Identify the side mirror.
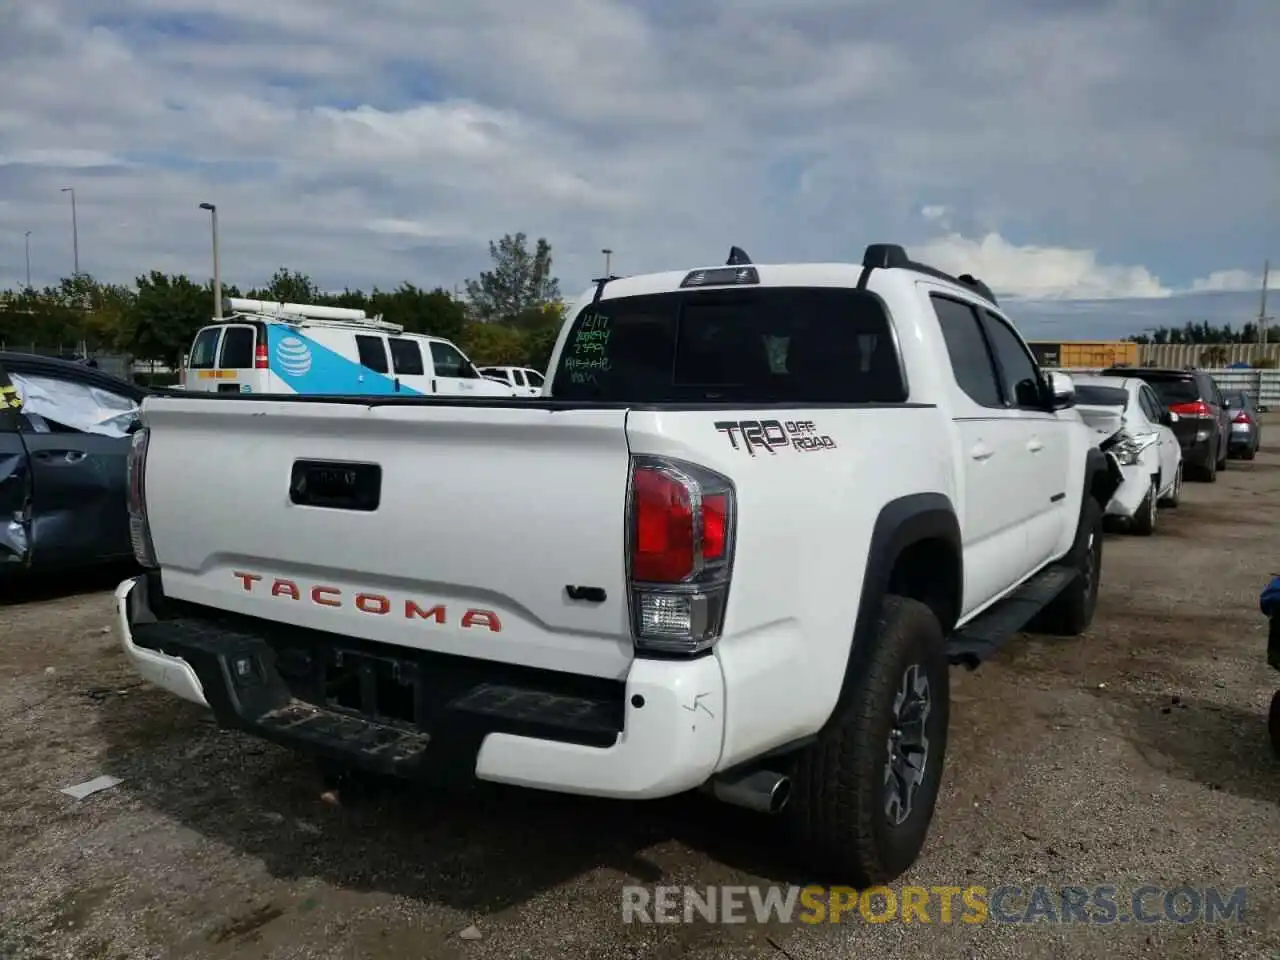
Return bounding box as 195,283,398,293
1158,409,1174,427
1046,370,1075,410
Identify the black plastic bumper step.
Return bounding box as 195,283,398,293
947,564,1078,669
260,699,431,764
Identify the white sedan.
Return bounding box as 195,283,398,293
1072,374,1183,535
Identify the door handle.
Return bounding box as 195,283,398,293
970,443,994,462
1027,438,1045,453
34,450,86,464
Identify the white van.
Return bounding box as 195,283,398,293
477,365,545,397
182,298,514,398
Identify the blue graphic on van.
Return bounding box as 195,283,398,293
265,325,422,396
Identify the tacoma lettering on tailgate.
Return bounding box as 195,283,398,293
231,571,502,632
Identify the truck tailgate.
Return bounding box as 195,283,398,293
142,397,635,679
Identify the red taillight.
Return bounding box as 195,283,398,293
1169,400,1210,418
1234,411,1250,424
702,493,727,561
628,457,735,654
255,341,269,369
632,467,695,582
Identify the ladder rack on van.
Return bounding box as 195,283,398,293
221,297,405,335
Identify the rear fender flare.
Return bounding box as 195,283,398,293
820,492,961,736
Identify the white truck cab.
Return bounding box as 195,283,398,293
182,298,513,398
115,243,1120,885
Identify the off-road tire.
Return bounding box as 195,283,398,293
1158,463,1183,508
1269,689,1280,758
784,595,949,887
1027,495,1103,636
1130,478,1158,536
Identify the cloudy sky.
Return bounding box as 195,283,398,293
1,0,1276,339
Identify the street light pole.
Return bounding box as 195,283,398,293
24,231,31,289
60,187,79,276
199,202,222,319
602,248,613,277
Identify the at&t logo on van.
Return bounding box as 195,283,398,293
275,336,313,377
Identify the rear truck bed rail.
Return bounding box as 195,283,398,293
114,572,727,798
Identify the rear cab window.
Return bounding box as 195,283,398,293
550,286,907,403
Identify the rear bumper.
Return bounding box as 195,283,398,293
114,573,726,800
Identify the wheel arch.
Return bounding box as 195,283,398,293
820,492,962,736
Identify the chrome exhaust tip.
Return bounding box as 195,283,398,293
708,768,791,814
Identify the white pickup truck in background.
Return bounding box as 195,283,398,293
115,243,1120,884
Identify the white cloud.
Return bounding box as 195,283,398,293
913,232,1171,300
0,0,1274,329
1189,269,1266,294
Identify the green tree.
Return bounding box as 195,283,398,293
370,284,466,342
123,272,213,364
251,268,318,304
460,322,528,366
463,233,561,323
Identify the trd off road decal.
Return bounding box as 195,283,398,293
714,419,837,456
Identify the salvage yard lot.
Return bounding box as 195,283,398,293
3,439,1280,960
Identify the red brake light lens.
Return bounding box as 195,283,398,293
632,467,694,582
1169,400,1210,418
702,493,727,561
1234,411,1250,423
255,342,269,369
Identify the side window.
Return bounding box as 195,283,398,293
982,311,1043,408
1140,386,1163,422
511,369,527,387
430,342,477,378
386,337,425,376
930,295,1002,408
526,370,544,387
219,327,255,369
356,335,389,373
188,327,221,369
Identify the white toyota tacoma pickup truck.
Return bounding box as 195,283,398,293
115,243,1120,884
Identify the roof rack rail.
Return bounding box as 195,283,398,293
859,243,998,305
223,297,404,334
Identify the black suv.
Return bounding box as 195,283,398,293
1099,367,1231,481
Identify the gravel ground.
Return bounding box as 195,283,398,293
3,439,1280,959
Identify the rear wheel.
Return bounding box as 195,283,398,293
1196,450,1218,483
1028,496,1103,636
1130,478,1158,536
784,595,949,886
1243,444,1257,461
1216,433,1228,471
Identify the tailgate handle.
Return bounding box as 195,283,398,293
290,460,382,512
566,585,607,603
